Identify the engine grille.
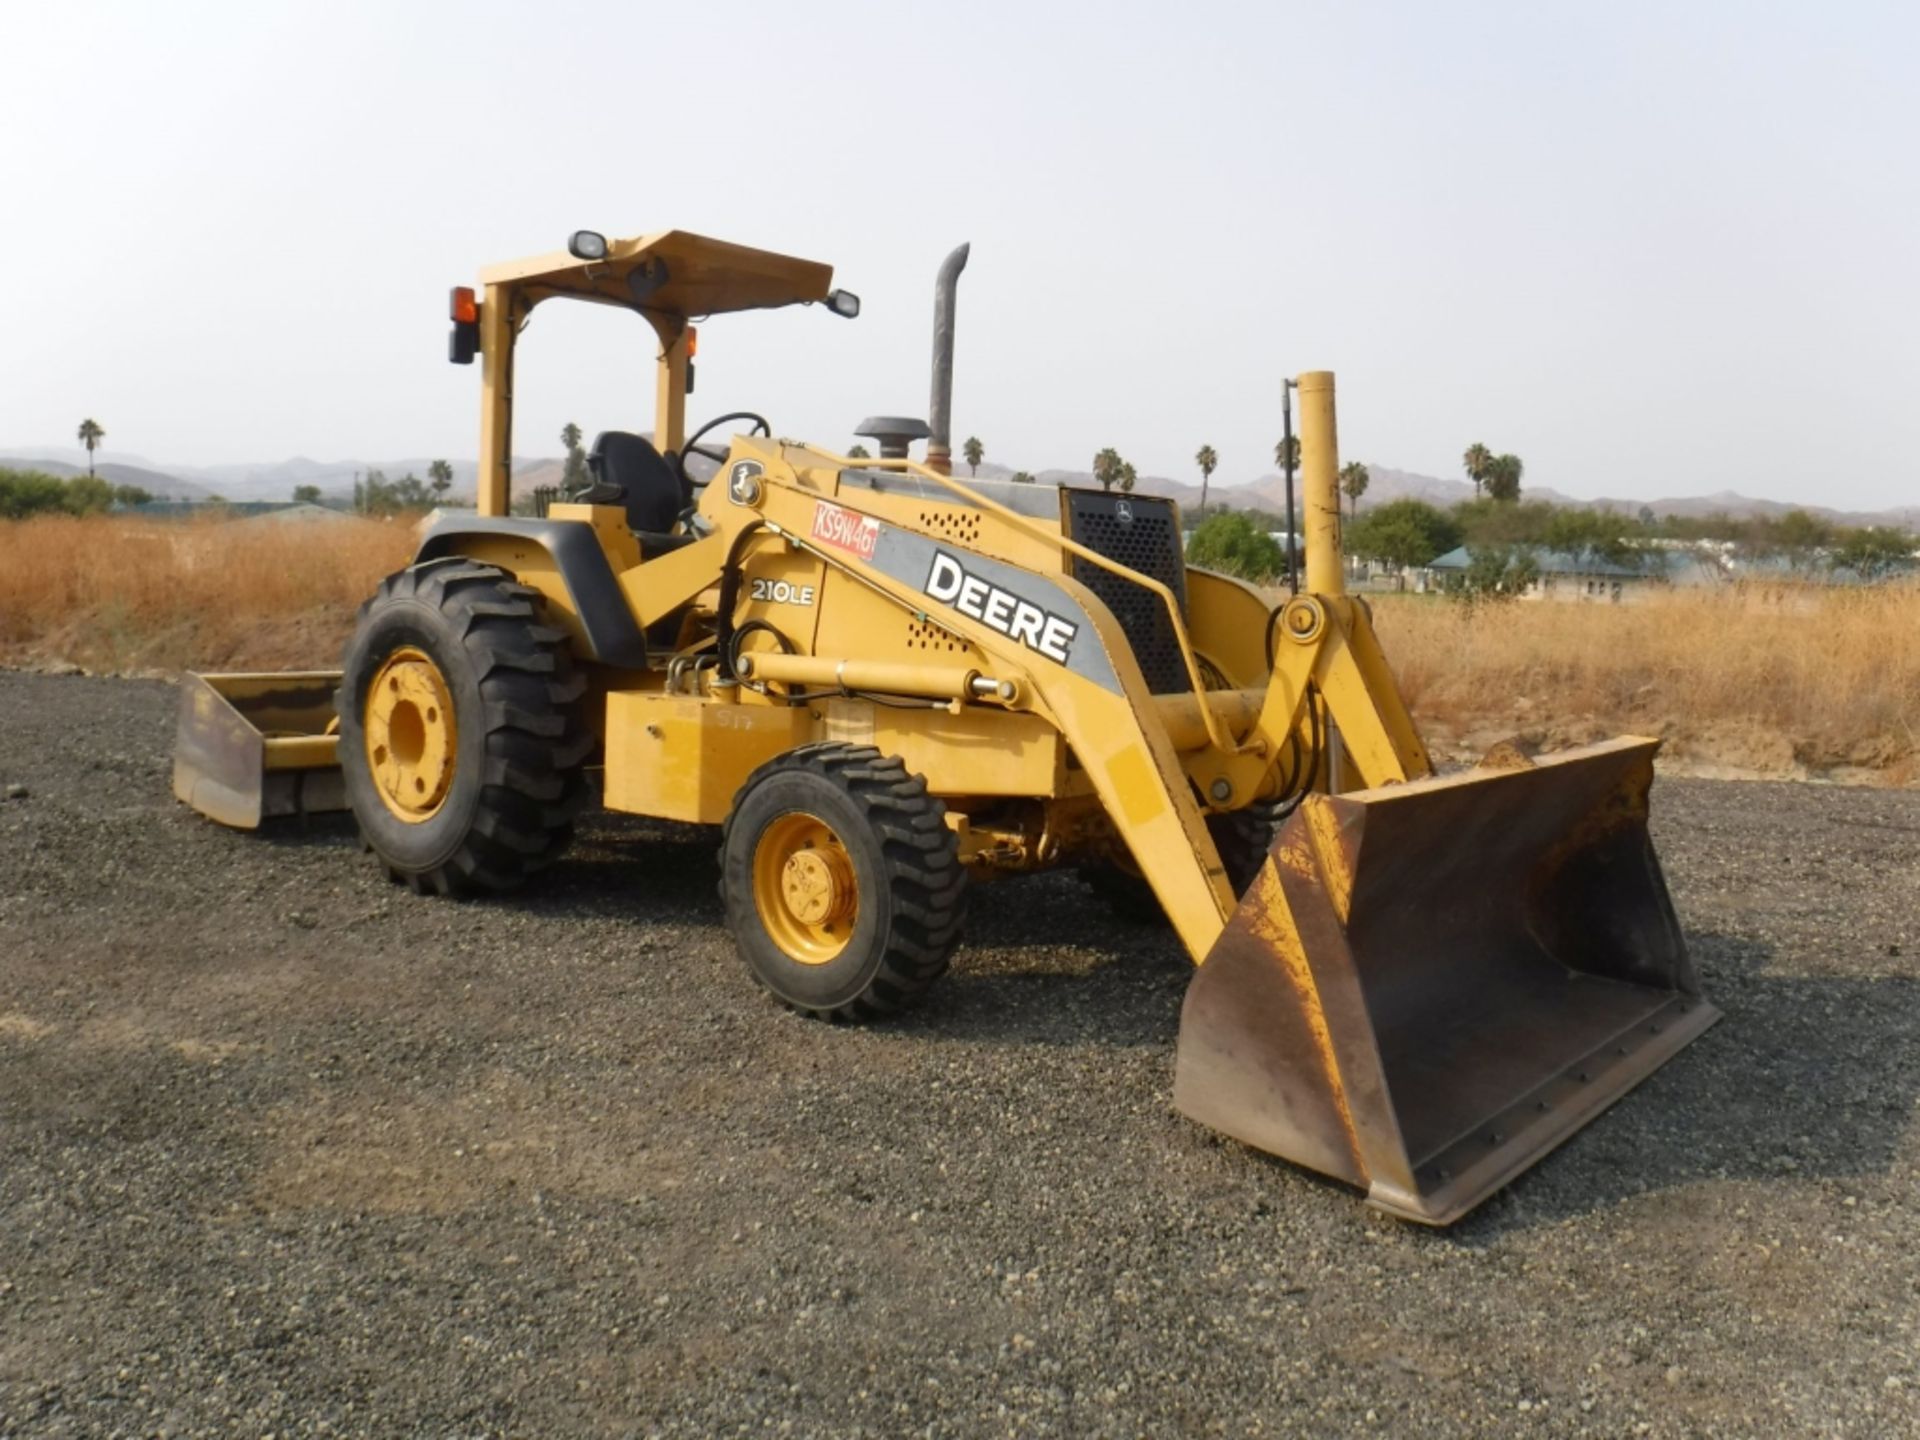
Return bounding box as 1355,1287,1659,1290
1064,490,1191,695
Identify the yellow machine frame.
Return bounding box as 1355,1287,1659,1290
469,230,834,518
175,229,1718,1225
452,230,1435,961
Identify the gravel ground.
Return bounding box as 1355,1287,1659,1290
0,671,1916,1439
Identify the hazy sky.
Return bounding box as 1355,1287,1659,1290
4,0,1916,506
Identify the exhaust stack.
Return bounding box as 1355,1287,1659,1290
925,243,970,476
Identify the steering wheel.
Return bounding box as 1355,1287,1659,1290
677,411,771,490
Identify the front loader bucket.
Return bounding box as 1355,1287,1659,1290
173,671,346,829
1174,736,1718,1225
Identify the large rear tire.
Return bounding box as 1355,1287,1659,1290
337,559,591,895
720,744,966,1021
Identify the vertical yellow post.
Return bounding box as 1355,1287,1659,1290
653,320,689,456
476,284,514,518
1297,370,1344,598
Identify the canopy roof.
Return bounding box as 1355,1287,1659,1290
478,229,835,319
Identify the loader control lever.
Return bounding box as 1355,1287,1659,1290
679,412,772,489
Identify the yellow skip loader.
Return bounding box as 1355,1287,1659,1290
175,230,1717,1223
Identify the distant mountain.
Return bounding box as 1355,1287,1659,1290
4,444,1913,528
1030,465,1916,531
1583,489,1920,529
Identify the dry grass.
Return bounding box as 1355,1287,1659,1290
1,517,1913,783
0,514,414,674
1370,586,1920,781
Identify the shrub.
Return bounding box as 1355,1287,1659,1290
1348,499,1461,571
1186,510,1286,583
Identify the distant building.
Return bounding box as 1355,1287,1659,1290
1425,545,1664,603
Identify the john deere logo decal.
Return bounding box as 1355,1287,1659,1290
923,550,1078,664
728,460,765,504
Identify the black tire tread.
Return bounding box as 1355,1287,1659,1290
720,743,966,1022
1209,798,1293,897
1081,797,1293,923
339,558,591,897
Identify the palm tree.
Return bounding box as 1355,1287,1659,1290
1092,448,1123,491
1462,442,1492,499
1338,461,1370,520
76,419,105,476
962,436,984,476
427,459,454,498
1274,436,1300,472
1485,453,1524,502
1194,444,1218,517
1119,461,1137,493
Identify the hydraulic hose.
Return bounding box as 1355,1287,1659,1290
712,520,766,680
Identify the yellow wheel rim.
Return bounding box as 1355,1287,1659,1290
363,646,458,822
752,812,858,965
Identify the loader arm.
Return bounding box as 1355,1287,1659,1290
692,388,1441,966
722,458,1244,960
698,377,1716,1226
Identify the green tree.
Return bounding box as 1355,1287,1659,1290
560,422,589,491
1773,508,1831,560
0,467,71,518
962,436,984,476
1830,525,1914,581
1186,511,1286,583
357,468,436,514
292,483,323,504
1737,508,1832,571
1462,442,1492,499
847,443,871,460
1338,461,1370,520
1194,444,1218,518
1010,470,1035,484
1118,460,1137,493
1452,496,1556,546
1274,436,1300,472
1543,508,1638,567
61,475,116,514
1092,448,1123,491
1637,504,1657,528
428,459,454,499
1450,544,1540,603
1483,453,1524,503
112,484,152,507
76,418,105,477
1347,499,1462,573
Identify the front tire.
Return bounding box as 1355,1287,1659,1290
337,559,591,895
1081,800,1293,923
720,745,966,1021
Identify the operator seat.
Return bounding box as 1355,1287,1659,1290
585,431,692,549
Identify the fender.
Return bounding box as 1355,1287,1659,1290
414,515,649,669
